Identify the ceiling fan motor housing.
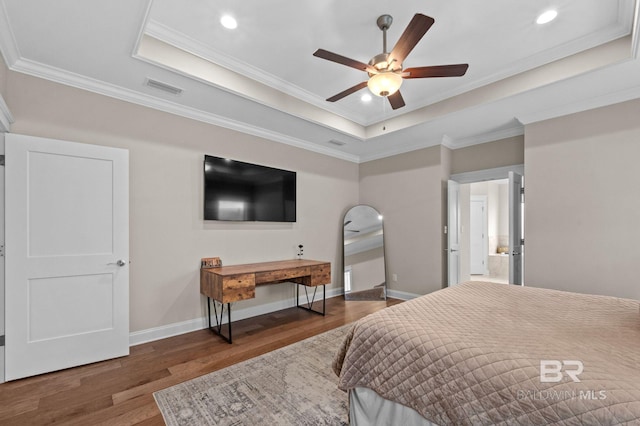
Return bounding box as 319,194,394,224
368,53,403,97
368,53,401,74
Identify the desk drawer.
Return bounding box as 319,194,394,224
310,264,331,286
255,267,311,284
200,272,256,304
220,274,255,303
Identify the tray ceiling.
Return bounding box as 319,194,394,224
0,0,639,162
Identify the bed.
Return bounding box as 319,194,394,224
333,281,640,425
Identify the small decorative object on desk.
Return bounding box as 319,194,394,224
201,257,222,268
297,244,304,259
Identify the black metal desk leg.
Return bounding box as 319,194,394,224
207,297,232,343
296,284,325,316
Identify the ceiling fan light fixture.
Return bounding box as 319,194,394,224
367,72,402,97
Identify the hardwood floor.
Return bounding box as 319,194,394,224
0,297,402,425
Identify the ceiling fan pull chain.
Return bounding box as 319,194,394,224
382,98,387,131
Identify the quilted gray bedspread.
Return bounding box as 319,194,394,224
333,281,640,425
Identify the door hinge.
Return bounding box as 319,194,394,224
0,154,4,166
521,238,525,246
0,335,4,347
0,244,4,257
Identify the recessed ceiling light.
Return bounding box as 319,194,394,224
361,93,372,102
220,15,238,29
536,10,557,25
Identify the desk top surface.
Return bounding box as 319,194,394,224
202,259,330,277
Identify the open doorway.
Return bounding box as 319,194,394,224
466,180,510,284
447,166,524,286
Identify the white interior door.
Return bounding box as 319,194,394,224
470,196,487,275
508,171,523,285
5,133,129,380
1,134,5,384
447,180,460,286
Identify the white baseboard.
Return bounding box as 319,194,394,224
129,287,344,346
386,289,421,300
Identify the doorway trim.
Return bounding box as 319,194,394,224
450,164,524,184
448,164,524,286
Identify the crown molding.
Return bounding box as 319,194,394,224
9,57,360,162
0,93,13,132
144,20,368,126
441,135,455,149
0,0,19,67
358,138,442,163
360,123,525,162
446,125,524,149
517,79,640,125
631,0,640,58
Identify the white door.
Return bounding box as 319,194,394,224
5,133,129,380
508,171,523,285
447,180,460,286
0,135,5,384
469,196,487,275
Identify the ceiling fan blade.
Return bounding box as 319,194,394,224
403,64,469,79
313,49,378,74
326,81,368,102
388,14,435,66
387,91,405,110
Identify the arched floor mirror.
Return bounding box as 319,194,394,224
343,205,386,300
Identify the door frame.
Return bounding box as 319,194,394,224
0,134,5,384
450,165,524,185
509,171,524,285
449,165,524,284
447,180,461,286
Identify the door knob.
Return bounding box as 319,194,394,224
108,260,126,267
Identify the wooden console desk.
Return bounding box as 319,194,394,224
200,259,331,343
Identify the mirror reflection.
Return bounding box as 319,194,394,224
343,205,386,300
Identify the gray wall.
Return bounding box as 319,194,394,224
359,146,445,296
451,135,524,175
359,137,525,296
3,70,360,333
524,98,640,300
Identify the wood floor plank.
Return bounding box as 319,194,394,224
0,296,401,425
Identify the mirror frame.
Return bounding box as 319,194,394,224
342,204,387,301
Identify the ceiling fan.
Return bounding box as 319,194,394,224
343,220,360,232
313,13,469,110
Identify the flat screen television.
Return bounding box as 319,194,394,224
204,155,296,222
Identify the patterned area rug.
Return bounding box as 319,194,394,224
154,326,352,425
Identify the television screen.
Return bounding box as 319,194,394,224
204,155,296,222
